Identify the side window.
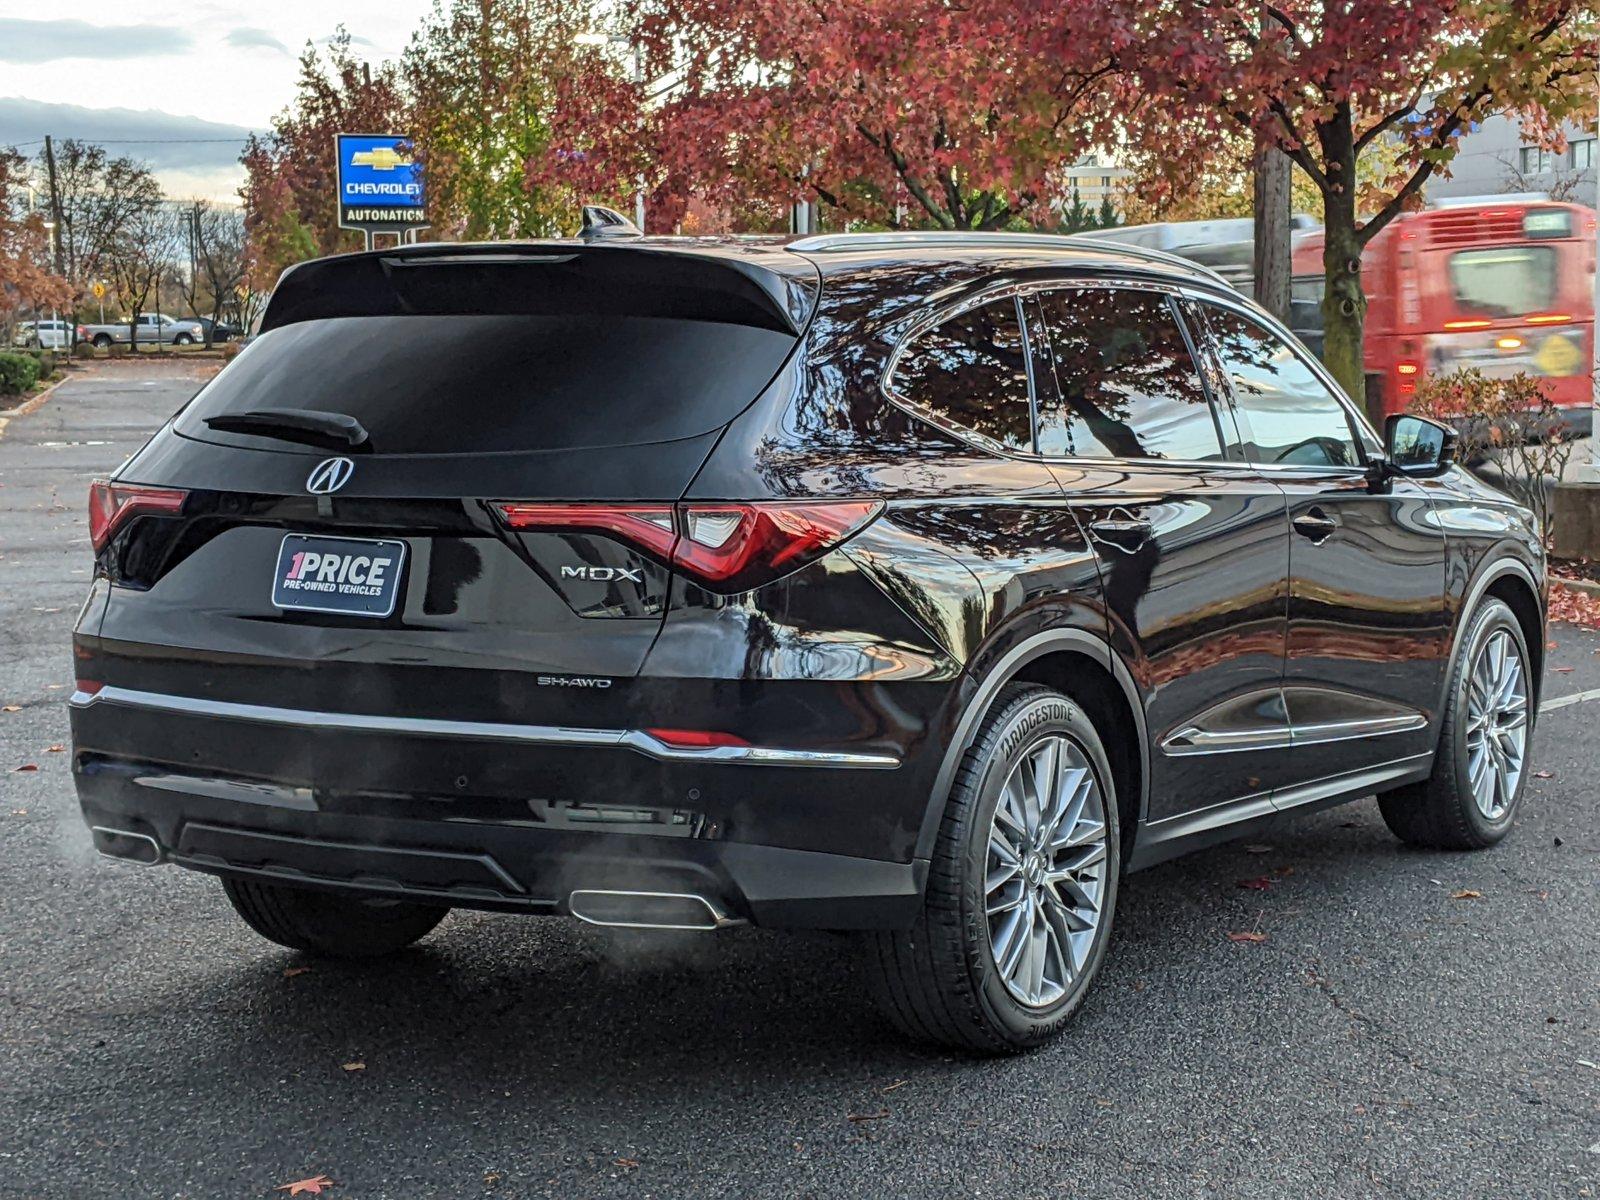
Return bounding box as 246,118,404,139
891,297,1032,452
1031,287,1223,461
1202,306,1361,468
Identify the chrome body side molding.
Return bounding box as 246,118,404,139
68,686,901,770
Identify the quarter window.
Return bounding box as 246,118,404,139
1202,306,1361,468
891,297,1033,451
1031,288,1223,461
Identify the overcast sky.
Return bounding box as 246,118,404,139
0,6,435,202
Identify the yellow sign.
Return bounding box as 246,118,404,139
350,146,413,171
1534,333,1583,378
91,281,106,299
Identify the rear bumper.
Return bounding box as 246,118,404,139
70,686,934,929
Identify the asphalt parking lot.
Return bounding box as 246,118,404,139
3,364,1598,1200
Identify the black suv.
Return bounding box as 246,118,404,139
71,232,1544,1052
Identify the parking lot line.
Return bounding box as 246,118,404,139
1540,686,1600,714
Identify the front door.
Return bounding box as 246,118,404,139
1194,301,1450,789
1025,284,1296,824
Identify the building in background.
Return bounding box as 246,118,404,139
1429,111,1597,206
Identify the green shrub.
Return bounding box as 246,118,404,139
221,341,241,361
29,350,57,379
0,351,41,396
107,342,129,359
73,341,96,360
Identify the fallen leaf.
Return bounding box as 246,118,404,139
880,1080,907,1094
1528,888,1551,900
484,1171,502,1186
1236,876,1273,891
614,1158,639,1169
1227,931,1268,944
45,744,64,753
11,808,28,816
341,1061,365,1072
12,764,37,773
1551,666,1575,674
1244,844,1273,854
1273,865,1295,877
275,1176,334,1196
847,1109,890,1122
1533,770,1554,779
283,966,311,979
2,705,19,712
1450,889,1482,900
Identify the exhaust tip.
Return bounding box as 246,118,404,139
90,825,164,866
568,888,740,931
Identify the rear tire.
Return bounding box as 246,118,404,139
221,876,448,958
92,334,111,348
1379,597,1533,850
863,683,1120,1053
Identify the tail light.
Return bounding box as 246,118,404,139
492,499,882,593
76,325,88,340
1395,360,1421,396
644,727,750,749
88,481,188,553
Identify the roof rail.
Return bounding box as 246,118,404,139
786,230,1229,285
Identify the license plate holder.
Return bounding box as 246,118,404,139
272,533,406,618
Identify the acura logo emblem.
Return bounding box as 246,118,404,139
306,457,355,495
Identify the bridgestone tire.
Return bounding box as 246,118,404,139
863,683,1121,1053
1378,597,1533,850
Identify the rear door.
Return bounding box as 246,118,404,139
1193,300,1449,789
1026,283,1296,826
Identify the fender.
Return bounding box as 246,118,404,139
1437,555,1544,718
914,627,1149,862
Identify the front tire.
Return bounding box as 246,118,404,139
1379,597,1533,849
222,876,448,958
864,683,1120,1053
174,333,193,345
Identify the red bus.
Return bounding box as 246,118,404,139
1291,198,1595,430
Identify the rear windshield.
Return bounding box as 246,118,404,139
1448,246,1557,318
175,313,795,454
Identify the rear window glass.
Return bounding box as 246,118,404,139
176,314,795,455
1449,246,1557,318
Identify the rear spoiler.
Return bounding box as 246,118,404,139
260,241,818,337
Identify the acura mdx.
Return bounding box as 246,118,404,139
71,230,1545,1052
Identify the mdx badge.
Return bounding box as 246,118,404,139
561,565,644,583
305,456,355,495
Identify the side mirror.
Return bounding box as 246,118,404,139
1383,413,1457,477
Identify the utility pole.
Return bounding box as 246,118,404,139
42,135,65,277
1252,143,1291,325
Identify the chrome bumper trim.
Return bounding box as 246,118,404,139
69,686,901,770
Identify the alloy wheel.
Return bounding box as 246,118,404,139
1464,628,1529,821
984,734,1110,1009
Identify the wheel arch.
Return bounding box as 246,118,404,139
1445,557,1545,716
916,629,1149,866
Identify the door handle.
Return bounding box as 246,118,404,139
1088,515,1153,553
1292,508,1339,543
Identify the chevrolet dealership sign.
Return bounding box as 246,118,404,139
336,133,428,233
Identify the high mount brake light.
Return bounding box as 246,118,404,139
88,481,188,553
491,500,883,593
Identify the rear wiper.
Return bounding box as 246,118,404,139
204,408,370,450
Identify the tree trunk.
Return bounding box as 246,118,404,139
1317,110,1369,416
1252,142,1291,324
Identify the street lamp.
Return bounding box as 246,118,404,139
574,31,647,232
40,220,62,348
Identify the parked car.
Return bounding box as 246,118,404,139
194,317,243,343
11,319,73,350
71,232,1545,1052
82,313,205,347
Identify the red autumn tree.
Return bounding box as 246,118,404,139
632,0,1134,231
0,148,74,329
1117,0,1595,405
240,29,408,290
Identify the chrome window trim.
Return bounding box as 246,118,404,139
883,274,1254,470
70,686,902,770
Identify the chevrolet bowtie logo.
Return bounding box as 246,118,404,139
351,146,413,171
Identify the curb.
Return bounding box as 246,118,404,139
1554,575,1600,600
0,372,71,440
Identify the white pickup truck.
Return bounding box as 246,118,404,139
82,313,206,347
